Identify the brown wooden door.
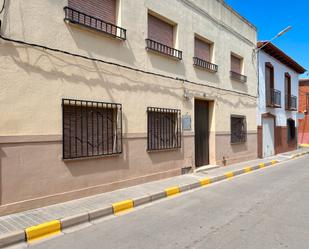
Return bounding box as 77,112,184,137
194,100,209,167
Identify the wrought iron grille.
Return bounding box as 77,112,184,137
266,88,281,108
62,99,122,159
285,95,297,111
231,115,247,144
145,39,182,60
230,71,247,83
147,107,181,151
64,7,126,40
193,57,218,72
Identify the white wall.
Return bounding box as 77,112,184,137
258,50,299,126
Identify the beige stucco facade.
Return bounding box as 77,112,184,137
0,0,258,215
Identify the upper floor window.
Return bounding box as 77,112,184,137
193,36,218,72
284,73,297,111
64,0,126,40
265,62,281,108
146,12,182,60
230,53,247,83
62,99,122,159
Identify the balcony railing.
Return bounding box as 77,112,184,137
266,88,281,108
230,71,247,83
64,7,126,40
285,94,297,111
193,57,218,72
145,39,182,60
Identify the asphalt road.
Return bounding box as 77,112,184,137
29,155,309,249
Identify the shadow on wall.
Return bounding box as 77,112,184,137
66,24,137,67
147,51,186,77
230,78,249,93
194,67,220,85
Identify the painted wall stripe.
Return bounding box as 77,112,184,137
112,200,134,214
200,178,211,186
271,160,277,165
243,167,252,173
225,172,234,178
165,186,180,196
25,220,61,242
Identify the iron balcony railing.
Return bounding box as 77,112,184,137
64,7,126,40
193,57,218,72
266,88,281,108
285,94,297,111
145,39,182,60
230,71,247,83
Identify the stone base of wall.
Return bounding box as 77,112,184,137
275,126,297,154
215,132,257,166
0,134,194,216
299,132,309,144
257,126,263,158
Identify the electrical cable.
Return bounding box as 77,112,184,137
0,0,5,14
0,33,257,99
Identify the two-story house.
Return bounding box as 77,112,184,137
0,0,258,214
257,42,306,158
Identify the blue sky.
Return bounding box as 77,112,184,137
225,0,309,78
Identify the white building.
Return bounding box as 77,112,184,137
257,42,306,158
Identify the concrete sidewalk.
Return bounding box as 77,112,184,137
0,148,308,247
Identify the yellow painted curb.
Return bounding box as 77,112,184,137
271,160,277,165
200,178,211,186
243,167,252,173
225,172,234,178
112,200,134,214
259,163,265,169
165,186,180,197
300,144,309,148
25,220,61,242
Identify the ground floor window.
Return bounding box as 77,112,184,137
147,107,181,151
287,118,296,143
231,115,247,144
62,99,122,159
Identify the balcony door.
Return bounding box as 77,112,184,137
265,63,274,106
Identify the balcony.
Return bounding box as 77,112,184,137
193,57,218,73
64,7,126,40
230,71,247,83
266,88,281,108
145,39,182,60
285,95,297,111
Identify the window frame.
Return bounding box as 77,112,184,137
62,98,122,160
147,107,182,151
230,115,247,144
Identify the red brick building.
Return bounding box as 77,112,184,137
299,79,309,144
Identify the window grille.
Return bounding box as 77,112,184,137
62,99,122,159
231,115,247,144
147,107,181,151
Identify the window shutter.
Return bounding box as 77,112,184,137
68,0,116,24
194,37,211,62
148,14,174,47
231,55,241,74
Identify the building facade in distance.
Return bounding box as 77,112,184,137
0,0,257,214
257,42,306,158
298,79,309,145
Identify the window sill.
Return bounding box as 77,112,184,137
147,147,181,153
63,152,122,162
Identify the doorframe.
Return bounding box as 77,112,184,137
261,112,276,157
